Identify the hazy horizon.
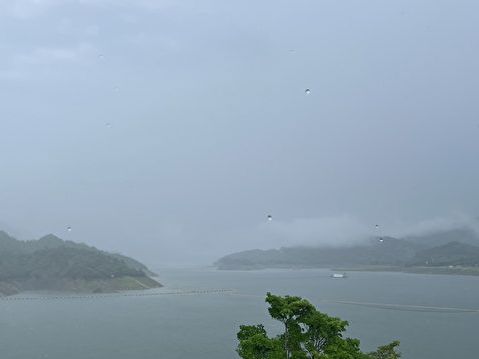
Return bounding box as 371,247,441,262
2,213,479,267
1,0,479,266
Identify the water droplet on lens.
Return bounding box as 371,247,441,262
114,86,120,92
267,215,273,221
98,54,104,60
105,122,111,128
67,226,72,232
305,89,311,95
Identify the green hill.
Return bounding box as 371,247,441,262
0,231,161,296
216,228,479,272
403,228,479,248
409,241,479,267
215,238,420,269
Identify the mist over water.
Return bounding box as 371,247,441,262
1,0,479,265
0,2,478,359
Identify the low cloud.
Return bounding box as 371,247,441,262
230,213,479,253
389,213,479,238
254,215,372,249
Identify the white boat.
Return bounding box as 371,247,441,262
331,273,347,278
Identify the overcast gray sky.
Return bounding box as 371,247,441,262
1,0,478,266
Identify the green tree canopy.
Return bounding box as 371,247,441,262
237,293,400,359
368,341,401,359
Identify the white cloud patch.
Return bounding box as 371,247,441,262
255,215,372,249
0,42,95,79
14,43,94,65
1,0,180,18
389,213,479,238
2,0,61,19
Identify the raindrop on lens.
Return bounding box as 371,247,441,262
267,215,273,221
305,88,311,95
67,226,72,232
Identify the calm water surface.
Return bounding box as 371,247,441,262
0,268,477,359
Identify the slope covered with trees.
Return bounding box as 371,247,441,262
0,231,161,295
217,228,479,272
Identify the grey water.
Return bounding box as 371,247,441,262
0,268,477,359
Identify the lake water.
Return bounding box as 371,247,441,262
0,267,477,359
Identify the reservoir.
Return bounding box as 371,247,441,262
0,268,477,359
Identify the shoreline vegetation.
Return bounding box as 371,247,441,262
0,230,161,296
0,275,161,297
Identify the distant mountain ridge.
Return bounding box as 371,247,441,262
0,231,161,296
403,228,479,247
215,227,479,271
411,241,479,267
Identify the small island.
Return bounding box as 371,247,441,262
0,230,161,296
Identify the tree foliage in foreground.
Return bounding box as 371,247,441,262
237,293,400,359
